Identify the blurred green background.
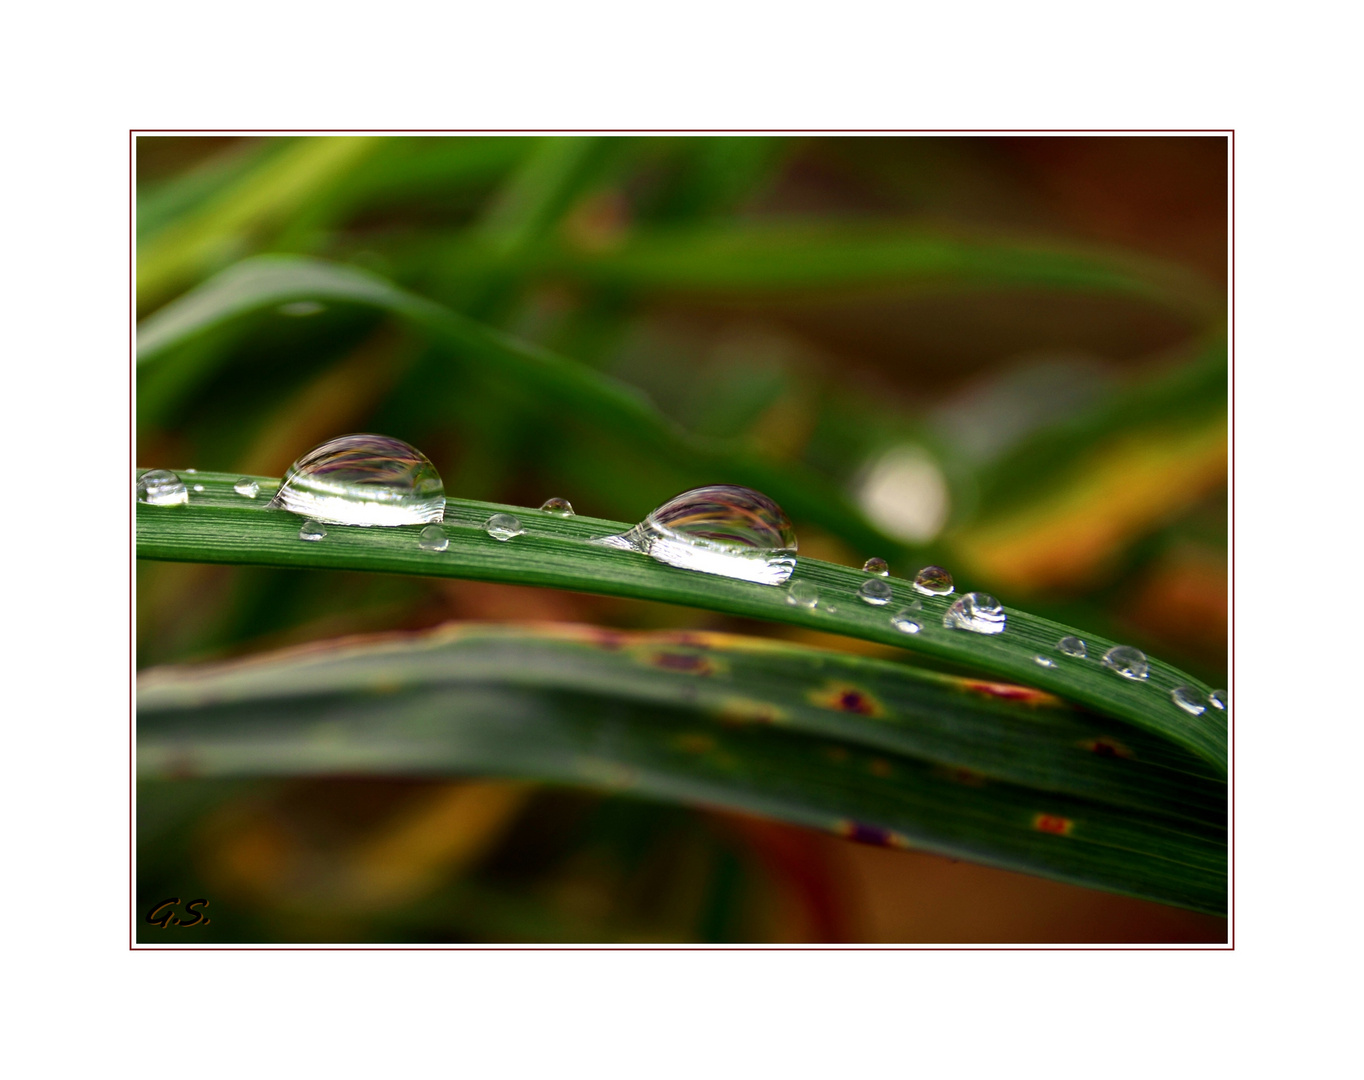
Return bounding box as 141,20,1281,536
136,134,1227,943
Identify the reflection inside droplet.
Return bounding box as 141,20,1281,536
1102,645,1149,681
861,556,889,576
943,592,1006,635
593,484,797,586
539,497,575,516
912,565,954,596
269,433,445,526
136,469,188,507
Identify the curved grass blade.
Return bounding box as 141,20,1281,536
135,474,1228,773
137,630,1226,915
136,255,895,556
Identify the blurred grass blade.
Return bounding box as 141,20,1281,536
135,473,1228,773
136,254,893,555
137,625,1226,915
137,138,382,307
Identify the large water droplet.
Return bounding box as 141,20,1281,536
270,434,444,527
943,592,1005,634
539,497,575,516
485,513,524,541
1209,689,1227,711
299,519,327,542
1170,686,1206,715
136,469,188,507
1057,636,1087,658
234,478,260,498
1102,645,1149,681
419,525,449,552
1034,656,1057,668
912,565,954,596
862,556,889,576
786,581,820,608
857,579,893,606
594,484,797,586
890,608,922,634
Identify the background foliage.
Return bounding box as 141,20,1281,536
136,135,1228,943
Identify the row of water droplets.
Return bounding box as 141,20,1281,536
138,434,1225,719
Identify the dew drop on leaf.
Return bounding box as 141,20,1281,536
485,513,524,541
890,609,922,634
270,433,445,527
857,579,893,606
943,592,1006,635
1102,645,1149,681
299,519,327,542
539,497,575,516
862,557,889,576
786,581,819,608
912,565,954,596
418,525,448,552
1034,655,1057,668
1057,636,1087,658
593,484,797,586
192,484,205,493
1170,686,1206,715
136,469,188,507
234,478,260,498
1209,689,1227,711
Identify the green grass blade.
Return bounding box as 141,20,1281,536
136,255,895,555
135,473,1228,773
137,627,1226,915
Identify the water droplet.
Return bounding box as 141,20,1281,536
277,300,325,317
539,497,575,516
1171,686,1206,715
192,484,205,493
485,513,524,541
1057,636,1087,658
1102,645,1149,681
912,565,954,596
299,519,327,542
1034,655,1057,668
270,434,444,526
787,581,819,608
593,484,797,586
890,608,922,634
234,478,260,498
136,469,188,507
1209,689,1227,711
943,592,1006,635
857,579,893,606
184,468,197,474
418,525,448,552
862,556,889,576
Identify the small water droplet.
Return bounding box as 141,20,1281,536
184,468,197,474
890,608,922,634
234,478,260,498
539,497,575,516
485,513,524,541
861,556,889,576
299,519,327,542
857,579,893,606
943,592,1006,635
1102,645,1149,681
136,469,188,507
593,484,797,586
277,300,325,317
912,565,954,596
418,525,448,552
1034,655,1057,668
1209,689,1227,711
1057,636,1087,658
270,434,444,526
787,581,819,608
1171,686,1206,715
192,484,205,493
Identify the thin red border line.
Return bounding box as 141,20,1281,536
130,128,1238,954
